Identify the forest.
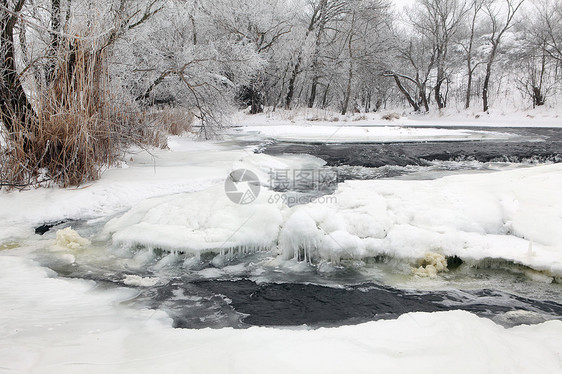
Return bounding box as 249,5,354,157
1,0,561,187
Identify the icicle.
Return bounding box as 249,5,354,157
527,241,535,257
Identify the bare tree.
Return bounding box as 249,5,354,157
515,0,559,107
384,34,435,112
481,0,524,112
535,0,562,63
411,0,470,109
459,0,485,109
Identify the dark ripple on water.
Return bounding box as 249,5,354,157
150,279,562,329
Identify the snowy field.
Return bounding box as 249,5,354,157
1,117,562,372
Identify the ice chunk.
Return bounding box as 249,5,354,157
123,275,159,287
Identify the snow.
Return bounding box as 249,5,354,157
0,138,235,242
104,163,562,277
1,116,562,372
232,106,562,129
102,185,284,255
277,164,562,276
0,137,321,243
236,125,516,143
1,254,561,373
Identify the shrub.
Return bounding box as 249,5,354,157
0,41,187,190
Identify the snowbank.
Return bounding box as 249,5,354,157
232,106,562,129
278,163,562,275
236,125,516,143
102,185,284,255
0,137,322,243
1,254,561,374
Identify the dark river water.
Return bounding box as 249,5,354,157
37,126,562,329
261,127,561,172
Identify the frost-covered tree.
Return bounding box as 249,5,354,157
109,0,269,135
481,0,525,112
457,0,486,109
384,30,436,112
411,0,470,109
512,0,560,107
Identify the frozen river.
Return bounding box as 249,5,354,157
25,125,562,329
2,124,562,372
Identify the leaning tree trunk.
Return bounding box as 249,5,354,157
388,73,420,112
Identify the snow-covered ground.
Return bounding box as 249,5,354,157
1,118,561,372
232,106,562,129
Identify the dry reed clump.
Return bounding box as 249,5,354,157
382,112,401,121
148,108,195,137
0,40,187,190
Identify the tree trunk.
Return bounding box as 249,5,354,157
0,0,34,133
434,55,446,109
482,47,496,113
419,84,430,112
321,83,330,108
390,74,420,112
433,74,447,110
46,0,62,85
307,0,327,108
465,68,473,109
434,79,445,109
465,5,479,110
308,75,319,108
341,63,353,115
284,56,301,109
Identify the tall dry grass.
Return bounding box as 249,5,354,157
1,40,193,190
